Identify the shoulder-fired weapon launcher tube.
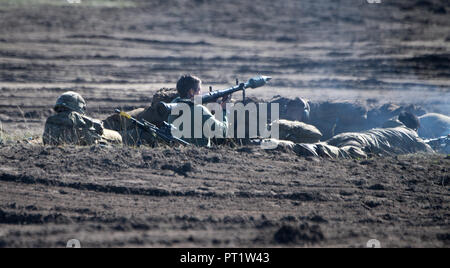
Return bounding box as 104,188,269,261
156,76,272,120
201,75,272,104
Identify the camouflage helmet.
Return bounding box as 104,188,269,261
54,91,87,114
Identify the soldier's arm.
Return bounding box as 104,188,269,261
201,105,228,139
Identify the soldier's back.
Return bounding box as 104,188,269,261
327,126,433,155
43,111,100,146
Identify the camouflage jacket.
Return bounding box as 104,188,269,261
326,126,434,155
43,111,104,146
168,97,228,147
294,126,433,159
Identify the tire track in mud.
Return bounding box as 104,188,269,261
2,48,450,82
0,171,333,202
0,145,448,247
0,209,72,225
66,34,213,47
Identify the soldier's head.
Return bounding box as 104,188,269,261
54,91,87,114
398,111,420,131
176,74,202,99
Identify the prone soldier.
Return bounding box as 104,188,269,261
43,91,122,146
293,111,434,159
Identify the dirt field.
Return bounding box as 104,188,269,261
0,0,449,247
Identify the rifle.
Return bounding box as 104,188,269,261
156,75,272,120
115,109,190,146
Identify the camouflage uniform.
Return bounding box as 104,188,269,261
103,107,158,146
292,120,433,159
293,142,367,159
168,97,228,147
43,92,122,146
326,126,433,156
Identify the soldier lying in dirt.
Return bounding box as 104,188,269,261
43,92,122,146
292,112,434,159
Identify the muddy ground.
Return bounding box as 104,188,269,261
0,0,449,247
0,144,448,247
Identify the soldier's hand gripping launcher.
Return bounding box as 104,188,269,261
115,109,190,146
156,75,272,121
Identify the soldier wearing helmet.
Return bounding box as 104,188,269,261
43,91,122,146
54,91,87,114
